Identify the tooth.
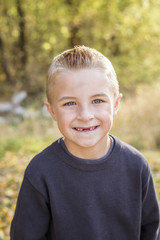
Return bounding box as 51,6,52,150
77,128,83,131
75,127,96,131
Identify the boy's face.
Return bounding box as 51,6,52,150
46,68,121,159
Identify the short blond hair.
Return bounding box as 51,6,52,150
46,46,119,103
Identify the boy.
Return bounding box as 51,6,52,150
11,46,159,239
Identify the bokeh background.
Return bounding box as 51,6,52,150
0,0,160,239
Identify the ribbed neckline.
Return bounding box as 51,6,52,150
60,135,114,161
50,135,121,172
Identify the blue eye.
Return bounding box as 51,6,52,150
93,99,103,104
64,102,76,106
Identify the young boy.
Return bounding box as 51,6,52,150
11,46,159,240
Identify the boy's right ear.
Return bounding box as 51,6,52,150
45,101,57,121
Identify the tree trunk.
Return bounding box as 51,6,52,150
16,0,27,81
0,35,13,84
65,0,82,47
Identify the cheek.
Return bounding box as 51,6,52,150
97,109,114,126
57,111,74,125
57,113,74,135
95,106,113,117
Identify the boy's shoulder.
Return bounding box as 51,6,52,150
24,139,63,179
114,135,146,157
114,137,151,182
112,135,150,175
22,139,65,197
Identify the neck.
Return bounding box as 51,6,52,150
64,135,111,160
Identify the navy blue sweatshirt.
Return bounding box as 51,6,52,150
10,136,160,239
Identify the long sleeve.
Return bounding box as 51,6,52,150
10,177,50,240
141,171,160,240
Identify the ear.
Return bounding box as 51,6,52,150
113,93,122,116
45,101,57,121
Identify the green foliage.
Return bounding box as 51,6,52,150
111,82,160,149
0,138,23,158
0,0,160,97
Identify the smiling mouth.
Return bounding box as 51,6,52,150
73,126,99,132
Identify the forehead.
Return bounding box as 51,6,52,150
52,68,115,99
55,68,109,83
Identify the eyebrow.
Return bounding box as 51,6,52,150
91,93,108,98
58,96,76,102
58,93,109,102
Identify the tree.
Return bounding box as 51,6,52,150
0,0,160,97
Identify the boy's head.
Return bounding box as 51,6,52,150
46,46,119,104
45,46,122,159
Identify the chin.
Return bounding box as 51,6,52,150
77,141,98,148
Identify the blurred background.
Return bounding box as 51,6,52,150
0,0,160,239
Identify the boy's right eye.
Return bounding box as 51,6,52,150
63,101,76,106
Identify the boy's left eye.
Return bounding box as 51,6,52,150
92,99,104,104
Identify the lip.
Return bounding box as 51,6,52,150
73,126,99,132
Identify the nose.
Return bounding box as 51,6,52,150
77,105,94,121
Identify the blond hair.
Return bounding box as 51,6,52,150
46,46,119,103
